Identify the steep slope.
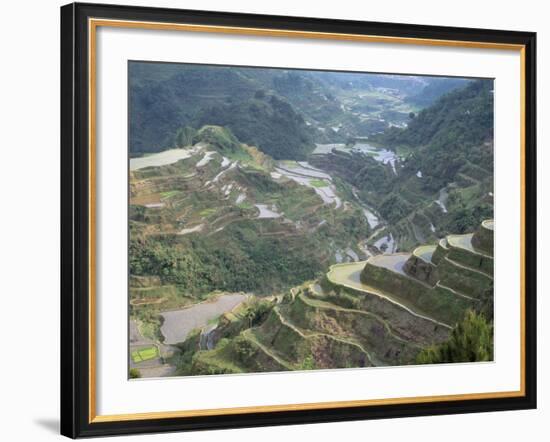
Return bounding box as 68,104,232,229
310,80,494,250
174,221,492,375
358,220,493,326
194,93,314,160
375,79,493,154
129,63,261,154
129,63,326,157
129,126,370,299
129,62,464,157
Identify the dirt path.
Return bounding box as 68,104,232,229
444,256,493,279
241,329,292,370
435,282,476,301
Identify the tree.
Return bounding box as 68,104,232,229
408,112,416,119
129,368,141,379
300,355,316,370
174,126,197,148
478,281,494,322
416,310,493,364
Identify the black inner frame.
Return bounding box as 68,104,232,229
60,2,537,438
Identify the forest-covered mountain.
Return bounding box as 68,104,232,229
129,65,259,154
374,79,494,191
375,80,493,151
129,62,468,157
194,92,314,160
311,79,493,249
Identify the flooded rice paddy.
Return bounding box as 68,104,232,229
160,293,247,345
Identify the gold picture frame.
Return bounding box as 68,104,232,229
61,2,536,438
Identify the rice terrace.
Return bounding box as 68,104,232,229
128,62,495,378
131,346,159,364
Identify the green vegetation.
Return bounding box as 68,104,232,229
130,133,370,297
128,62,494,378
376,80,493,153
320,220,494,363
129,64,260,154
129,63,467,156
358,220,493,325
160,190,179,199
416,310,493,364
226,146,254,163
309,179,328,188
174,126,197,148
314,80,493,250
176,283,428,375
438,187,493,235
130,220,324,295
192,125,241,152
360,257,474,326
194,94,314,160
242,297,274,328
310,151,395,208
131,346,159,363
129,368,141,379
199,208,217,217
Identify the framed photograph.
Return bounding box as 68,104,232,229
60,2,536,438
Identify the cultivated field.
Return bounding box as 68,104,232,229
160,293,247,345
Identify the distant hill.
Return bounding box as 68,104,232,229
129,63,320,159
308,71,428,95
129,63,461,158
129,63,260,155
312,79,494,250
374,79,493,153
405,77,470,107
194,93,314,160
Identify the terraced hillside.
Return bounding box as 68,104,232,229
357,220,493,326
310,80,494,252
129,126,375,293
171,221,492,375
129,126,390,375
178,286,423,375
128,64,494,378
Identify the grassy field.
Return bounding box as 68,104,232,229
199,208,217,217
309,179,329,188
161,190,180,199
131,346,159,363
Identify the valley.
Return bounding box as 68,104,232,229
128,63,494,378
